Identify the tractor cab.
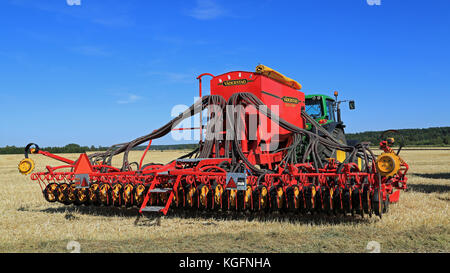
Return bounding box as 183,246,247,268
305,92,355,130
305,94,337,126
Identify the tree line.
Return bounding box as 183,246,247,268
346,126,449,146
0,143,199,154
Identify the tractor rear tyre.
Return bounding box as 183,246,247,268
317,127,346,163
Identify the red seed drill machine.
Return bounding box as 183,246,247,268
18,65,409,218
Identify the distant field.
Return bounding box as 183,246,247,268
0,149,448,253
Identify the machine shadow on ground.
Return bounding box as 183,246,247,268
20,205,374,226
408,183,450,193
413,172,450,180
135,211,374,226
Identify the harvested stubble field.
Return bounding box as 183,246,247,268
0,149,448,253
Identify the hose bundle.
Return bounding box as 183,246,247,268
89,92,376,176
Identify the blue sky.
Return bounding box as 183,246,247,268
0,0,449,147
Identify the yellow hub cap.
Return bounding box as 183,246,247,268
293,186,300,208
311,186,316,207
112,185,122,198
187,186,196,206
214,185,223,206
244,186,252,206
260,187,268,208
18,158,35,175
200,186,209,207
98,184,110,203
134,184,145,204
229,189,237,207
277,187,284,208
123,184,133,203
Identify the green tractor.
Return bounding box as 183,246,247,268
305,91,357,164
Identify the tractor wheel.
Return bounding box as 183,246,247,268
317,127,346,163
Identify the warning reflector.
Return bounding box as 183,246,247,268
226,173,247,190
227,177,237,189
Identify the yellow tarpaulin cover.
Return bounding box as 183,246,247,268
255,64,302,90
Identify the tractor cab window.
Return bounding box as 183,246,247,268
326,99,336,122
305,97,323,119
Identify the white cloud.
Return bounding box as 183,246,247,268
187,0,226,20
116,94,141,104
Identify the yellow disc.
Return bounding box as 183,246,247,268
277,187,284,208
229,189,237,207
18,158,35,175
311,186,316,207
199,186,209,207
67,184,77,202
376,152,401,177
98,184,110,203
57,183,69,202
293,186,300,208
89,183,100,202
111,184,122,200
244,186,252,204
77,188,88,202
187,186,196,206
122,184,133,204
134,184,146,204
260,187,268,208
214,185,223,205
277,187,284,197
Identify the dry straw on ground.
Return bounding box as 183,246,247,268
0,149,448,252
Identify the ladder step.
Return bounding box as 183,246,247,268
149,188,172,193
141,206,165,212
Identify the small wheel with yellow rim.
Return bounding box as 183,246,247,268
18,158,35,175
43,183,59,203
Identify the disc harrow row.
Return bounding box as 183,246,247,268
37,159,387,218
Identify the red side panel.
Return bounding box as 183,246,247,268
210,71,305,133
209,71,305,165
